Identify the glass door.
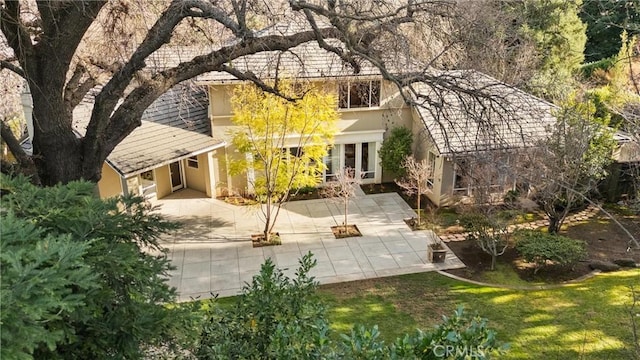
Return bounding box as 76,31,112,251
169,161,183,191
360,142,376,180
344,144,356,169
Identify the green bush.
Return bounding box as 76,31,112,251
0,175,192,359
515,230,587,273
378,126,413,177
503,189,520,204
197,253,508,359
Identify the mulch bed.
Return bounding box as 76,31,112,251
445,213,640,283
331,224,362,239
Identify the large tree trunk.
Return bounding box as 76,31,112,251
31,86,87,186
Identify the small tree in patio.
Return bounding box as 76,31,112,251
321,167,362,236
395,156,433,228
229,81,338,243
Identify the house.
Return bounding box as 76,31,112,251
409,73,558,206
87,57,559,205
72,85,226,200
56,22,561,204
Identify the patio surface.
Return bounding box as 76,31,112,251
153,189,465,302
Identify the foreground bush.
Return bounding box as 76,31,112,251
197,253,508,359
0,175,193,359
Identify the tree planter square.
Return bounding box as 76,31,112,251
428,243,447,263
251,233,281,247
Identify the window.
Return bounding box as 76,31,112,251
427,152,436,188
453,159,469,195
361,142,376,179
338,81,380,109
325,146,340,182
140,170,154,181
187,156,199,168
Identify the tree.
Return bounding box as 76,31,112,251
1,1,539,187
508,0,587,100
395,155,432,227
321,167,362,235
523,95,616,233
0,175,192,359
1,213,97,360
460,212,509,271
580,0,640,62
229,81,337,242
196,253,509,359
379,126,413,178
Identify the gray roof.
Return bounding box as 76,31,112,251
73,86,224,177
195,40,384,83
412,72,557,156
146,18,399,83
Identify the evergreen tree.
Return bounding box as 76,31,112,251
580,0,640,62
0,175,193,359
507,0,587,100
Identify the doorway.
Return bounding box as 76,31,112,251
169,161,183,191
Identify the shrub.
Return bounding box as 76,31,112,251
379,126,413,177
197,253,509,359
503,189,520,204
515,230,587,273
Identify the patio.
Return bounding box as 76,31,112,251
153,189,465,301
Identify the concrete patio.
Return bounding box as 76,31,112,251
153,189,465,302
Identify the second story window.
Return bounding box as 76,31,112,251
338,80,380,109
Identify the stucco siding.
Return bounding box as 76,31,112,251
155,165,172,199
98,163,123,198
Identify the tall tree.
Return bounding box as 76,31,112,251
0,0,547,187
580,0,640,62
508,0,587,100
0,175,190,359
229,81,337,243
522,95,616,233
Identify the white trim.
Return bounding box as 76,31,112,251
333,130,384,144
121,142,226,177
169,161,184,192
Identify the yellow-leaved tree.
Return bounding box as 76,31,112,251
229,81,338,243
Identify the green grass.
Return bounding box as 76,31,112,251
475,263,546,287
319,269,640,359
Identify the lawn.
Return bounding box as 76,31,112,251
319,269,640,359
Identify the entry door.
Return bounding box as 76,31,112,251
169,161,183,191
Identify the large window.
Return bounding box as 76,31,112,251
338,81,380,109
427,152,436,188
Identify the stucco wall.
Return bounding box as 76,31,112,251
208,78,412,190
155,165,171,199
212,148,229,197
184,154,207,194
208,79,411,140
97,163,123,198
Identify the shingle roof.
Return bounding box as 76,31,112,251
73,85,224,177
412,71,557,156
195,40,385,83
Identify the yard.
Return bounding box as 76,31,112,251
319,269,640,359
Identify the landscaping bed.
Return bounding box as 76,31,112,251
445,210,640,284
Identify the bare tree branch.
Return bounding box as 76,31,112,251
0,59,24,78
0,1,35,63
0,121,40,184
